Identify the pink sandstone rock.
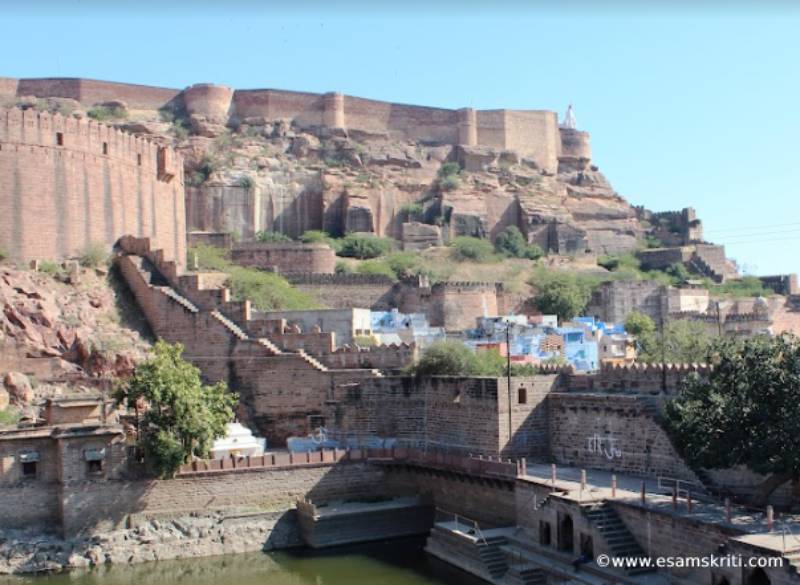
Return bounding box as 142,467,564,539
3,371,33,404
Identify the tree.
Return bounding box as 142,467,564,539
664,334,800,504
495,226,544,260
115,341,238,478
636,320,712,363
450,237,495,262
337,234,393,259
624,311,656,336
532,275,591,322
410,341,479,376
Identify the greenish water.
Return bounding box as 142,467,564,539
0,538,482,585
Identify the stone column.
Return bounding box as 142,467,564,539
323,92,345,130
457,107,477,146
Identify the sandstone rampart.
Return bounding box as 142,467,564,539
0,108,185,266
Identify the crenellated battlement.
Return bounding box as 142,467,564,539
0,111,185,267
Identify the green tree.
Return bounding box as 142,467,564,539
624,311,656,336
451,236,495,262
114,341,238,478
494,226,543,260
636,320,712,363
664,334,800,504
531,275,592,322
337,234,393,259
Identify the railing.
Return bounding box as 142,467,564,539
657,476,711,501
176,446,522,479
434,507,489,546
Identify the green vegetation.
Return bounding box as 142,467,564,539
189,244,319,310
710,276,770,298
437,162,462,192
353,335,377,347
635,320,712,363
301,230,343,252
255,230,292,243
38,260,62,276
356,259,397,280
187,155,217,187
450,236,496,262
337,234,394,259
410,342,501,376
400,202,424,220
0,247,8,263
528,270,595,322
494,226,544,260
79,241,109,268
624,311,656,336
237,175,255,190
0,408,19,426
114,341,237,478
409,342,540,377
334,260,352,274
664,334,800,504
86,104,127,121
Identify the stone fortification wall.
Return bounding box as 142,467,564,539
548,393,701,482
325,375,557,457
567,362,711,394
4,78,576,171
0,107,185,267
230,242,336,274
5,77,181,109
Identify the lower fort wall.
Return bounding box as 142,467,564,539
230,242,336,274
59,460,384,537
547,393,701,482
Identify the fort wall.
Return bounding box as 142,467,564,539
547,393,702,482
230,242,336,274
4,78,579,171
0,108,185,267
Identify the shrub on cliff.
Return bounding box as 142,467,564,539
337,234,393,259
301,230,342,252
255,230,292,243
87,104,127,121
664,334,800,505
356,260,397,280
437,162,462,192
79,241,109,268
450,236,496,262
495,226,544,260
115,341,238,479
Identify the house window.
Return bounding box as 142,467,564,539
19,451,40,478
539,521,551,546
56,132,64,146
102,142,108,155
518,387,527,405
84,447,106,475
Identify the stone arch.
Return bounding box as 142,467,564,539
746,568,770,585
557,512,574,553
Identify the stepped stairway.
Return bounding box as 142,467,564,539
505,564,546,585
476,535,510,580
687,254,723,283
582,502,654,576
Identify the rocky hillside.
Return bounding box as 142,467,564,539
0,260,151,421
18,96,647,255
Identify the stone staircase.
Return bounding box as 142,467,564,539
505,564,547,585
210,310,249,341
687,254,723,283
476,535,509,580
582,502,654,576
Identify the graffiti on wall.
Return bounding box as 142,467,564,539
586,434,622,460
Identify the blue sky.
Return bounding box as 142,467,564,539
3,2,799,275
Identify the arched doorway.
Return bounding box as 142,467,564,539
747,568,770,585
557,513,574,553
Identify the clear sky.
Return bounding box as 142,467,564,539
3,1,799,276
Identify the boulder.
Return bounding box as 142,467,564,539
3,372,33,404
